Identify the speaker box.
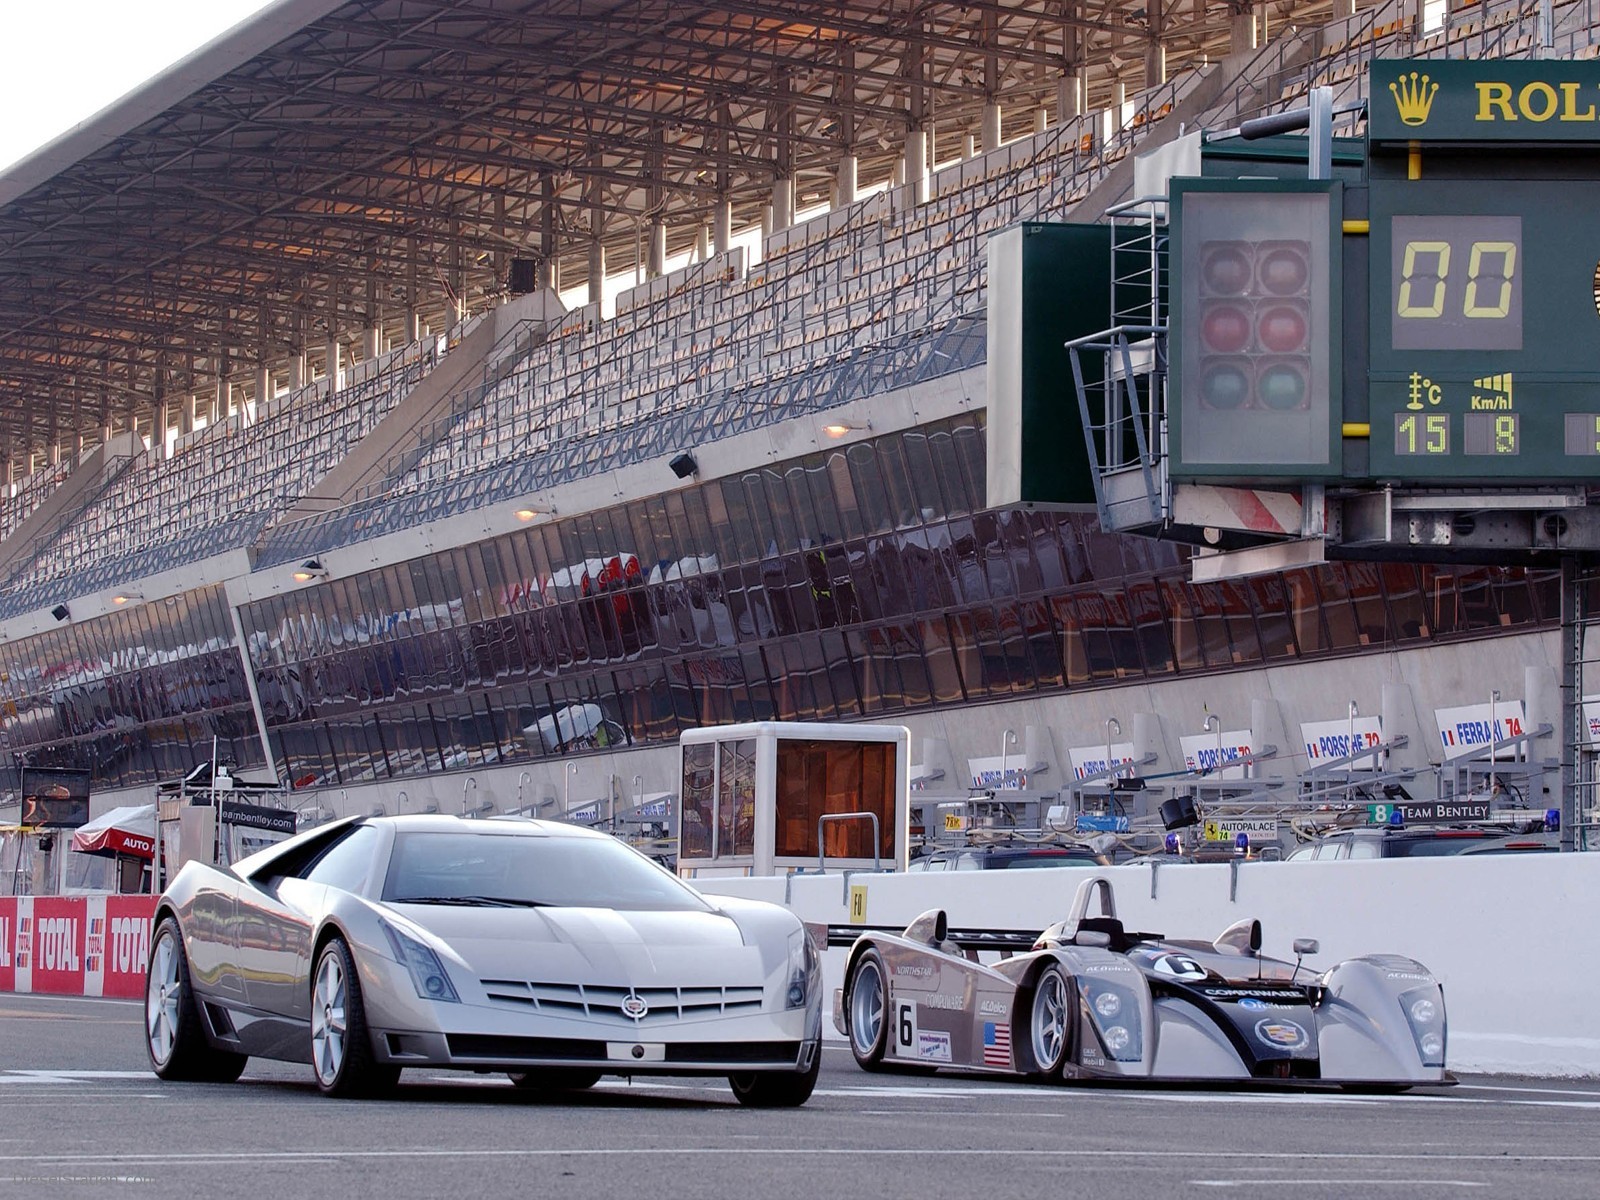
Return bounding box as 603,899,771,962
508,258,538,295
50,604,70,622
1159,795,1200,830
668,452,697,479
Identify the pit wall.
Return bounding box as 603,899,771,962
697,853,1600,1078
0,896,155,999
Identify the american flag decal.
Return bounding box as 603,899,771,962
983,1022,1011,1068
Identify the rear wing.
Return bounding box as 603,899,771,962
819,924,1043,951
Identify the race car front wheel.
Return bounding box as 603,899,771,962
145,916,247,1083
1028,964,1071,1080
847,949,890,1069
310,937,401,1098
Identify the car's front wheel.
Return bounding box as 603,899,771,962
507,1069,603,1091
310,937,400,1098
846,949,891,1070
728,1050,820,1108
145,916,247,1083
1027,964,1071,1079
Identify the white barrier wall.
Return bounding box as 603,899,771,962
698,854,1600,1078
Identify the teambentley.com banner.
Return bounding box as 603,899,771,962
0,895,157,997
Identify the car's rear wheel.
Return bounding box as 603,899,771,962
507,1069,603,1091
145,916,247,1083
1027,964,1071,1079
847,950,890,1070
728,1051,820,1108
310,937,400,1098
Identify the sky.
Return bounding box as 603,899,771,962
0,0,279,172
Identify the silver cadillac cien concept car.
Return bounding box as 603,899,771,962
144,814,823,1105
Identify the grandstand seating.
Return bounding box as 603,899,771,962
0,457,74,546
0,0,1587,614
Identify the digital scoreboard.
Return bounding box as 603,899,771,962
1367,176,1600,480
1166,58,1600,486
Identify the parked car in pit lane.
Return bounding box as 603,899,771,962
907,844,1117,871
831,876,1448,1088
145,814,822,1105
1284,825,1558,860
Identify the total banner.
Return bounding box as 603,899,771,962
0,895,156,998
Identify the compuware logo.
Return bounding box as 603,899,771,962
1389,71,1439,127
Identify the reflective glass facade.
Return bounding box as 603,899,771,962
236,414,1562,790
0,585,264,789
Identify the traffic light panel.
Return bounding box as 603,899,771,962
1171,182,1341,479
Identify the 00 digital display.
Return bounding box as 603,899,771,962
1390,215,1522,351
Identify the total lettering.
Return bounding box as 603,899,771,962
36,917,81,972
108,916,151,976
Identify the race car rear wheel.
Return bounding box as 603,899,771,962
1027,964,1071,1079
846,950,890,1069
145,916,247,1083
507,1069,603,1091
728,1051,820,1108
311,937,400,1098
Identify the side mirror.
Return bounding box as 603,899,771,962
1292,938,1320,957
1249,918,1262,954
1075,930,1112,948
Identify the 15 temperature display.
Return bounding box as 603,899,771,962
1390,215,1522,351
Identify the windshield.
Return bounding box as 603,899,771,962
383,831,712,912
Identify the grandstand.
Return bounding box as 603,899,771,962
0,0,1594,849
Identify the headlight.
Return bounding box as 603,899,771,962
381,921,460,1003
1085,982,1142,1062
785,930,815,1010
1399,985,1445,1067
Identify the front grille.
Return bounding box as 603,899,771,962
447,1034,607,1062
479,979,766,1024
443,1035,799,1066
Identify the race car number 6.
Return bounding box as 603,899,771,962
895,1000,917,1054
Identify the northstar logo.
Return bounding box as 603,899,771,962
1390,71,1438,126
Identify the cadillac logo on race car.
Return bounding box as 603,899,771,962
1255,1019,1309,1050
621,993,649,1020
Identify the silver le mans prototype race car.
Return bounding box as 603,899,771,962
145,814,822,1105
833,877,1448,1088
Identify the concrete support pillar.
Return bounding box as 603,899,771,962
695,224,710,262
588,238,605,306
1035,109,1049,135
648,221,666,278
1059,74,1083,122
1230,5,1258,53
215,377,229,424
982,102,1002,152
906,127,929,205
836,154,859,208
179,394,195,436
325,334,341,393
1145,41,1166,89
366,309,382,360
154,399,169,458
255,364,271,418
964,132,977,160
288,349,305,391
772,177,795,231
713,198,732,256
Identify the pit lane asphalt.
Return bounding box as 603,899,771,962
4,994,1598,1200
